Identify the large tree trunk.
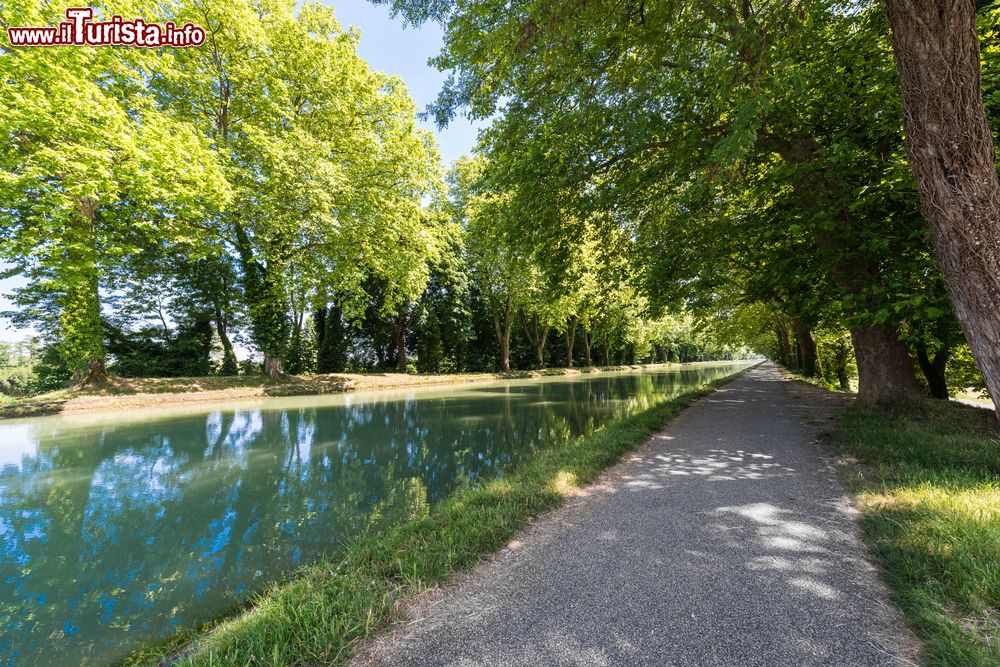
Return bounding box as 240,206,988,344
885,0,1000,420
916,342,950,399
794,321,821,378
263,353,284,378
499,331,511,372
851,325,923,406
68,199,107,385
81,359,108,385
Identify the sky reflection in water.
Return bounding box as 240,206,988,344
0,365,746,665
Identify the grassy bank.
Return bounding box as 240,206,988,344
824,399,999,665
0,362,696,420
122,368,749,667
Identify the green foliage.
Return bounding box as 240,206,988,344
158,0,443,372
948,345,991,399
1,0,445,382
373,0,987,402
105,316,214,378
816,329,856,391
0,1,229,379
31,344,74,392
315,305,350,374
414,306,446,373
0,366,38,398
284,322,317,376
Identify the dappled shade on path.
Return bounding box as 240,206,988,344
359,364,920,667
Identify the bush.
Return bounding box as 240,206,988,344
238,358,261,376
32,345,73,392
0,366,39,397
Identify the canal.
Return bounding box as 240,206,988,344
0,363,749,665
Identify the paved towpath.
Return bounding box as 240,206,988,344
357,363,920,667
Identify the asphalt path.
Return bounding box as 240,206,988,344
358,363,920,667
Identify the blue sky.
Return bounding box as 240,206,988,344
0,1,478,343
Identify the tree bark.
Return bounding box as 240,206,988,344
499,330,511,372
851,324,923,406
563,315,578,368
602,337,611,366
534,336,547,367
582,330,593,366
490,293,514,372
794,321,821,378
884,0,1000,420
916,342,950,399
263,353,284,378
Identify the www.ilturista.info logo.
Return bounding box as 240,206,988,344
6,7,205,48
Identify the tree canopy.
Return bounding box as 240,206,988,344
2,0,997,416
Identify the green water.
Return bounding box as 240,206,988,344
0,363,749,665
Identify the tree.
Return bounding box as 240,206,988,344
883,0,1000,419
414,223,474,373
0,1,228,383
315,303,350,374
392,0,982,405
158,0,442,377
450,157,535,371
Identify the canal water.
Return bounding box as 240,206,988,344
0,363,749,665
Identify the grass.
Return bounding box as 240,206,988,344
121,368,749,667
0,363,686,420
824,398,1000,666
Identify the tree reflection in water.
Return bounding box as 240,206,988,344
0,365,742,665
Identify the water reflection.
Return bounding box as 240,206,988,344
0,364,746,665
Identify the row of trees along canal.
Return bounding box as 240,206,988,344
3,1,999,421
369,0,1000,419
0,0,751,396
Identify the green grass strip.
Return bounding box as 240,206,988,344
823,399,1000,666
123,369,750,667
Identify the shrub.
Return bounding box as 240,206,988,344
0,366,39,397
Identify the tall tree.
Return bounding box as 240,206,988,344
883,0,1000,418
159,0,442,376
451,157,534,371
0,1,229,383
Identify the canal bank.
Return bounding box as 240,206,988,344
1,363,752,665
112,365,753,666
0,362,734,420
